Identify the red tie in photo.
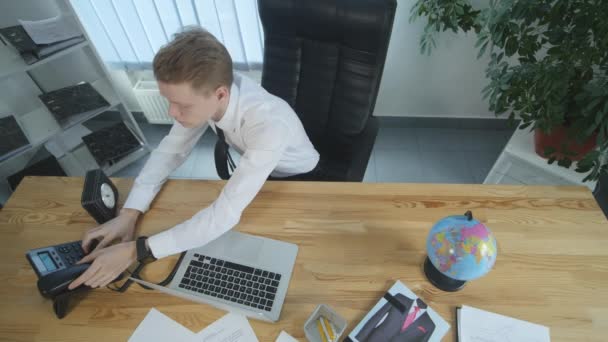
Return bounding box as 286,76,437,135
401,306,420,332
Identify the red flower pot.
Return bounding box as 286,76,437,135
534,126,597,161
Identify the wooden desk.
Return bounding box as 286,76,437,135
0,176,606,341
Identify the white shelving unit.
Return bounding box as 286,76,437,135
0,0,151,205
13,78,119,151
484,128,597,191
0,40,89,79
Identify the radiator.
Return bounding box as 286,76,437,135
133,80,173,124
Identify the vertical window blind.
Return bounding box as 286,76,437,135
70,0,265,70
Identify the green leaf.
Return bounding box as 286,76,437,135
475,34,488,48
558,158,573,168
505,37,518,57
543,146,556,157
547,46,560,55
477,41,489,59
519,122,533,129
576,163,593,173
595,101,608,126
585,97,603,113
456,4,464,16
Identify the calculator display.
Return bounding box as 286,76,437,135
38,252,57,272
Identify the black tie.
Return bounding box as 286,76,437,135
215,127,236,179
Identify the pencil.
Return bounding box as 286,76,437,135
317,319,329,342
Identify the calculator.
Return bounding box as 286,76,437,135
26,241,87,278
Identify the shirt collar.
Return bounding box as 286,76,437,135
408,302,426,317
214,80,239,131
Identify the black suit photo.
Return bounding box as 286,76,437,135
355,293,436,342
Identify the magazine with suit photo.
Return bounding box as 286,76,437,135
345,280,450,342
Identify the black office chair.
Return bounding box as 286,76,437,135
594,173,608,219
215,0,396,181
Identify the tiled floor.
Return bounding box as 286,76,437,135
114,117,516,184
365,121,514,184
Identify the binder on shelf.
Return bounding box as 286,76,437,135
38,82,110,125
0,115,31,162
82,121,143,168
0,25,84,65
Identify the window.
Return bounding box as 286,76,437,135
70,0,264,70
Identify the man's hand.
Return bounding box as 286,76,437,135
81,208,141,254
68,241,137,290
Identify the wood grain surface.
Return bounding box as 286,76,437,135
0,176,606,341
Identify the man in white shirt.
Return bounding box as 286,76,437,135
68,27,319,290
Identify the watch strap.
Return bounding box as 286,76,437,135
136,236,156,263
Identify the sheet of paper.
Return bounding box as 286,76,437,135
129,308,195,342
18,15,81,45
459,305,551,342
275,331,298,342
44,124,91,158
190,313,259,342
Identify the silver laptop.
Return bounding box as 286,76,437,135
130,230,298,322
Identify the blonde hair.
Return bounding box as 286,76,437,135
153,27,233,92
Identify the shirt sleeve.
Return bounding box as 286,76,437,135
147,119,290,259
123,122,206,213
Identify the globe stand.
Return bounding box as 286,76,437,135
424,257,467,292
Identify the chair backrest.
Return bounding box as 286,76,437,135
258,0,396,159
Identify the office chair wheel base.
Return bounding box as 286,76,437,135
424,257,466,292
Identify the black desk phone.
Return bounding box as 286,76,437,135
24,169,178,319
26,240,90,279
26,239,100,298
25,169,122,318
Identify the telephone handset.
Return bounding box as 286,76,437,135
37,263,93,298
26,238,121,318
32,239,112,298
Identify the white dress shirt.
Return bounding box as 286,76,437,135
123,73,320,259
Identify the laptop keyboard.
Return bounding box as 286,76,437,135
178,253,282,312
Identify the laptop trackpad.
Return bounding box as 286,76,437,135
206,230,264,262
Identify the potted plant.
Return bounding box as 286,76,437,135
410,0,607,183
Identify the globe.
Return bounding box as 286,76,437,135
423,211,497,291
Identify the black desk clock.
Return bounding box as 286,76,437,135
81,169,118,224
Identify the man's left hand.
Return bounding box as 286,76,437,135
68,241,137,290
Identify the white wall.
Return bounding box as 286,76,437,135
373,0,495,118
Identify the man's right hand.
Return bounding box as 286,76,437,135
81,208,142,254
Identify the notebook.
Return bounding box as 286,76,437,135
82,122,142,167
0,25,84,64
457,305,550,342
345,280,450,342
0,115,31,162
38,82,110,124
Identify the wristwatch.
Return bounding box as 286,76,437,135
136,236,157,263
